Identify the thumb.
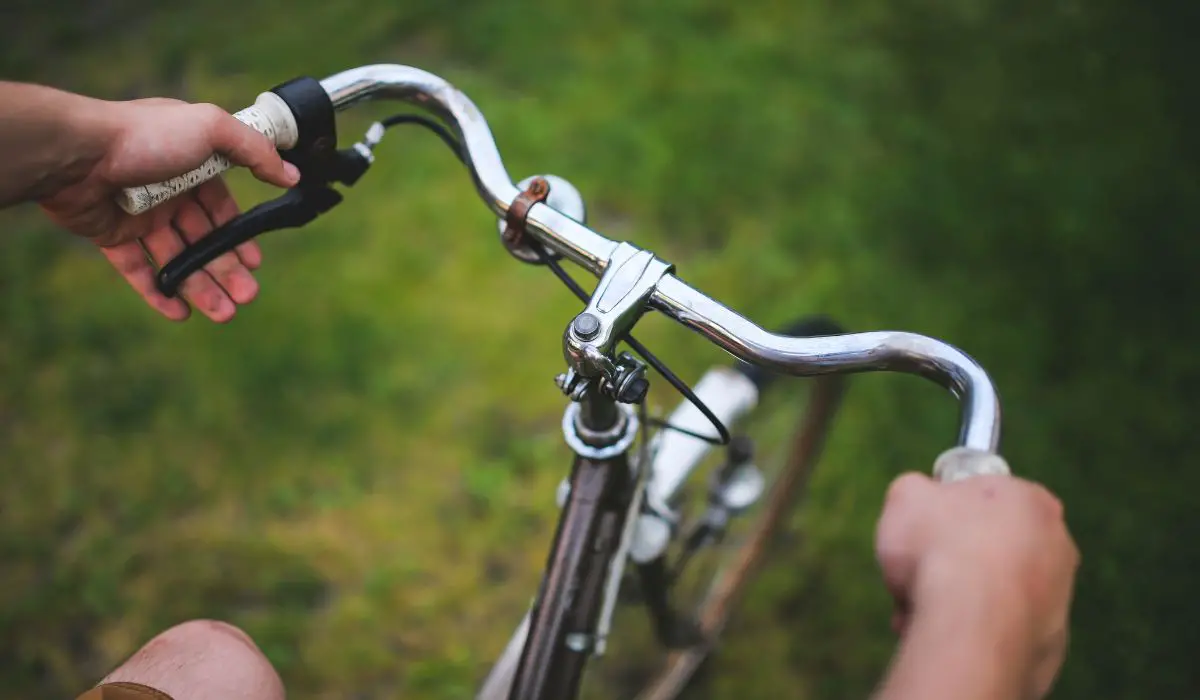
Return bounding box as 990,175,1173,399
206,109,301,188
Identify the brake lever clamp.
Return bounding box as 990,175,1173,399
497,174,586,265
501,176,551,249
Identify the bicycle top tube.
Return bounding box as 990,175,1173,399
322,64,1000,451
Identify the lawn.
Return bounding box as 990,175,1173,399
1,1,1197,698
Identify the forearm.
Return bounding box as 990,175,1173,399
874,587,1035,700
0,82,117,207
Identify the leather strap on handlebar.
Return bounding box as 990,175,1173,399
502,177,551,247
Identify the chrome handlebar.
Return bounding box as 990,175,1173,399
321,64,1003,449
323,66,619,272
322,64,1000,452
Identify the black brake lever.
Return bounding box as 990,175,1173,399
155,183,339,297
150,74,381,298
154,146,372,298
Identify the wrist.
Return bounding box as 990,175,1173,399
0,81,122,206
48,91,123,190
877,566,1036,700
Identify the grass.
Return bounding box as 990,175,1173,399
2,0,1199,698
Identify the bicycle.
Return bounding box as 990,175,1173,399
120,64,1012,700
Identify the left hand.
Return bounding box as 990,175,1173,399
39,97,299,322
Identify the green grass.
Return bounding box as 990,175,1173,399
2,0,1198,698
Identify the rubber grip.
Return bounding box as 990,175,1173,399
933,447,1012,482
116,91,299,215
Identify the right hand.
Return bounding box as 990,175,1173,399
875,472,1080,698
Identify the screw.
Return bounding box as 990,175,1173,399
529,177,550,198
565,633,592,652
572,313,601,340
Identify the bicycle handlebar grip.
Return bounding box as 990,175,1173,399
933,447,1012,483
115,91,300,215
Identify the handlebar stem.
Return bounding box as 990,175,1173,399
563,242,673,379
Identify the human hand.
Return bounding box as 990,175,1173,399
875,472,1079,699
39,98,299,322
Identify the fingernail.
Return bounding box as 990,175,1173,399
283,162,301,184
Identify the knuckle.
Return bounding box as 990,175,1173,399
1026,482,1065,520
878,473,934,544
1044,493,1065,519
203,294,228,316
204,253,239,276
885,471,932,507
247,134,276,161
147,97,188,107
160,619,254,648
183,283,223,313
195,102,228,125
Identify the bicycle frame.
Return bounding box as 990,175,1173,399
476,358,784,700
475,362,765,699
508,396,635,699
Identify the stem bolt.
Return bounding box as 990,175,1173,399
573,312,601,340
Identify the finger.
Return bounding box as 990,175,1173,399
877,471,936,550
130,97,188,108
875,472,938,599
202,105,301,188
1030,626,1070,698
890,607,912,638
193,177,263,269
1022,479,1066,521
141,223,236,323
236,238,263,270
882,471,935,511
179,188,259,305
100,242,190,321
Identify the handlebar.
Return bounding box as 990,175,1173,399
122,64,1004,459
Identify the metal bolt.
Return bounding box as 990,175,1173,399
572,313,601,340
564,632,592,653
528,177,550,198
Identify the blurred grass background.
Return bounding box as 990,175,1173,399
1,0,1198,698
